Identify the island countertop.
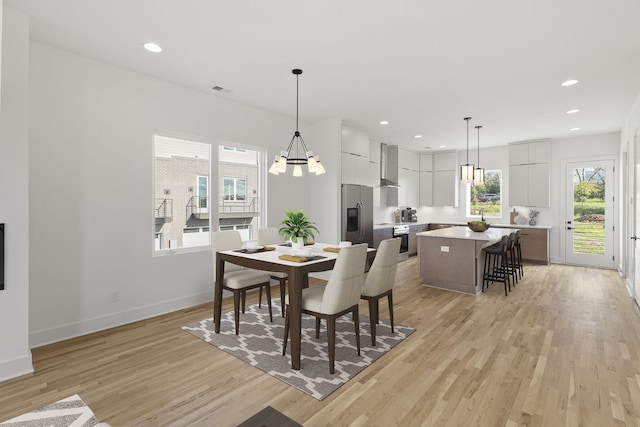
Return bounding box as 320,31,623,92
416,226,515,242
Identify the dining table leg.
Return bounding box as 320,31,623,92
214,255,225,333
288,267,305,370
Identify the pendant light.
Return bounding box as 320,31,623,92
473,125,485,185
268,69,326,176
460,117,475,183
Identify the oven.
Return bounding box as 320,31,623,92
393,225,410,261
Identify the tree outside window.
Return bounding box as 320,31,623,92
468,170,502,217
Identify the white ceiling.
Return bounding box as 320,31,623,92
7,0,640,151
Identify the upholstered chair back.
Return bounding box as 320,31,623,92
362,237,401,297
212,230,243,275
257,227,282,246
320,243,368,314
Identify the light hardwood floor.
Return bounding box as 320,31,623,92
2,259,640,426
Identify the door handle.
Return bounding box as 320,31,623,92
567,227,573,230
632,236,638,240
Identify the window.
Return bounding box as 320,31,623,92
223,146,247,153
154,135,211,252
223,177,246,201
467,170,502,218
198,176,208,208
154,134,265,254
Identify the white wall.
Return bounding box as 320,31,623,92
621,89,640,293
0,5,33,381
28,42,338,348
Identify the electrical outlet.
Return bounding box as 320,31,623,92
440,246,449,253
109,290,119,302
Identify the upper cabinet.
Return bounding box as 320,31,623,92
419,154,433,206
341,125,369,157
397,148,419,207
508,140,551,207
432,150,458,207
341,125,370,186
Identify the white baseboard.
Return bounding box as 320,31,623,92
30,292,214,348
0,353,33,382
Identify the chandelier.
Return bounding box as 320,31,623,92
269,69,326,177
460,117,475,183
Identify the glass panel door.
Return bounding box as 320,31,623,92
565,160,614,267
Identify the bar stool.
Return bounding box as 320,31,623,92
482,235,511,296
514,230,524,279
505,232,519,286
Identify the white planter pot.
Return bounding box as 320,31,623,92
291,239,304,251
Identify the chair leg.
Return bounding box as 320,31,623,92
279,278,286,317
353,306,361,356
368,297,378,346
258,287,263,308
316,317,321,339
388,291,394,334
327,316,336,374
282,308,289,356
233,290,241,335
241,290,246,313
265,283,273,322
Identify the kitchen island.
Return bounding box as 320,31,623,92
416,226,515,294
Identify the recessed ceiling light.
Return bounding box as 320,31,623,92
570,127,580,131
439,145,446,148
561,79,578,87
415,135,422,139
566,109,580,114
379,121,389,125
143,42,162,53
423,146,431,149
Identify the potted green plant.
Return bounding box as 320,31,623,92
279,209,319,250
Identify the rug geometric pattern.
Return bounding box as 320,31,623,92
182,301,414,400
0,394,100,427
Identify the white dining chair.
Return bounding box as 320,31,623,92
361,237,401,346
282,243,368,374
212,230,273,334
257,227,288,317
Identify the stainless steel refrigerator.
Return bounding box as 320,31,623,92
341,184,374,247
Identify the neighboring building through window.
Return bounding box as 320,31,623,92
218,146,261,241
154,135,211,251
154,135,264,253
467,170,502,218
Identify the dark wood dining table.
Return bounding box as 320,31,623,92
214,242,375,370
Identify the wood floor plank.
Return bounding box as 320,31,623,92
2,260,640,426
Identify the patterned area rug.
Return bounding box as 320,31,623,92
182,301,414,400
0,394,101,427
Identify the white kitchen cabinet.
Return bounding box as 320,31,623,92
369,139,381,163
399,148,419,171
341,125,369,158
419,171,433,206
508,140,550,207
431,151,458,207
419,154,433,172
433,170,458,207
370,161,381,207
528,163,550,207
433,151,457,172
398,168,419,207
341,152,370,186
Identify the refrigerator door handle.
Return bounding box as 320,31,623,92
356,201,363,242
359,201,366,242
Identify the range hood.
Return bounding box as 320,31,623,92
380,143,400,187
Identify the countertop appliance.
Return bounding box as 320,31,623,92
341,184,374,247
401,208,417,223
393,224,409,261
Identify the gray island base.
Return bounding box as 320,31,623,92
416,227,516,294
